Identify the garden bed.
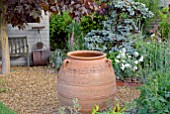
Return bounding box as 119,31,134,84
0,66,140,114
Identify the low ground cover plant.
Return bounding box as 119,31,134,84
0,102,16,114
58,98,127,114
135,69,170,114
58,98,81,114
92,104,126,114
0,77,9,93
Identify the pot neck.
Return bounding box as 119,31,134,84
67,50,106,60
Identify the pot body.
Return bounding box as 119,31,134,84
57,51,117,113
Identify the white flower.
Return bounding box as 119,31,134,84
151,34,156,38
134,61,138,64
158,39,162,43
115,59,120,63
147,42,150,44
121,60,126,63
116,55,120,58
128,55,132,58
133,66,138,71
120,64,125,71
124,63,131,68
120,53,126,58
119,48,126,53
121,48,126,53
141,3,146,7
133,52,139,57
139,56,144,62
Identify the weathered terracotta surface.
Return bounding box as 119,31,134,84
57,50,117,113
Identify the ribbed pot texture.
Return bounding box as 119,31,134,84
57,50,117,113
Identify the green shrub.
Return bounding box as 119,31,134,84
134,0,162,14
158,6,170,41
84,0,153,53
80,12,107,34
0,102,16,114
50,11,106,51
135,41,170,79
50,12,72,50
134,0,162,33
134,40,170,113
135,69,170,114
49,20,86,70
66,20,85,51
49,49,66,70
84,0,153,80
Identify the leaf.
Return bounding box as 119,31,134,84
158,96,167,103
95,105,99,111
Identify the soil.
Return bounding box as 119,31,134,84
0,66,140,114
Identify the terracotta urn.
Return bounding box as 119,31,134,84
57,50,117,113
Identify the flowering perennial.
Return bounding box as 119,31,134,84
114,48,144,79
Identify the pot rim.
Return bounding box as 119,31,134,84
67,50,106,60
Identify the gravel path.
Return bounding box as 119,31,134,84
0,67,140,114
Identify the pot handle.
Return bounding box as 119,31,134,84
63,59,70,69
105,59,112,67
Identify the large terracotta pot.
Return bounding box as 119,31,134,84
57,50,117,113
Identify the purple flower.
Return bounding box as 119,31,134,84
168,51,170,55
70,32,74,46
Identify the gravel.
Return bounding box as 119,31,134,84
0,66,140,114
